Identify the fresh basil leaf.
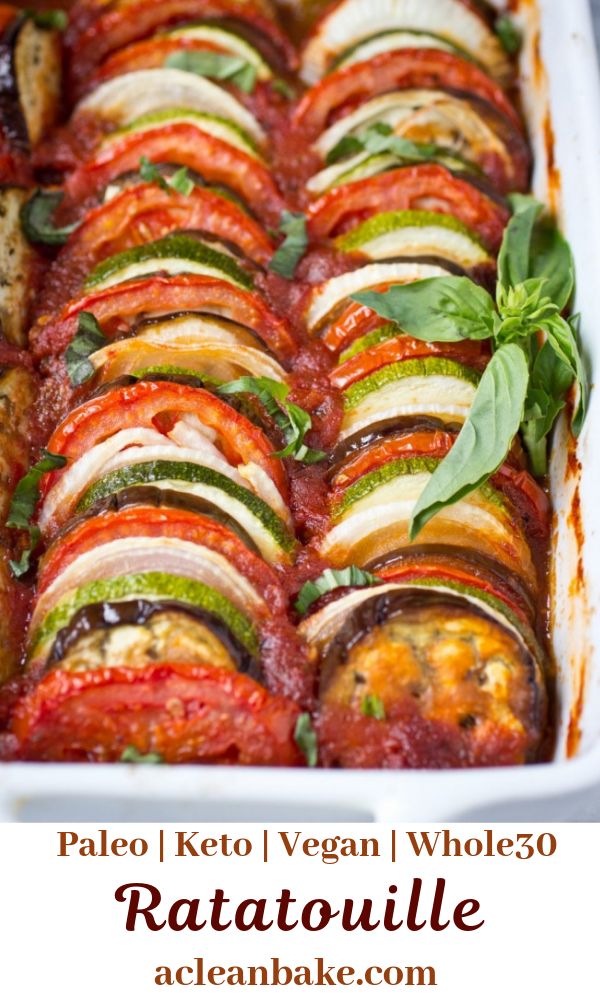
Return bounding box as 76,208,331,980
268,211,309,279
139,156,170,192
495,14,522,55
169,167,194,196
25,8,68,30
327,123,447,167
410,343,529,539
65,312,108,386
354,277,496,343
499,195,574,310
498,194,542,293
20,190,77,246
541,313,589,435
361,694,386,720
7,450,66,577
528,217,574,311
325,134,365,165
219,376,325,464
521,339,570,476
295,566,381,616
294,713,318,767
9,525,40,579
165,51,257,93
7,449,66,532
120,746,164,764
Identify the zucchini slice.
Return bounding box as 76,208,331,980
84,234,254,291
335,210,492,268
76,461,296,565
106,108,261,160
340,356,480,440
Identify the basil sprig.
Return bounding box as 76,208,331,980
218,376,325,464
139,157,194,196
353,195,588,536
269,211,309,279
326,122,461,169
165,51,257,93
6,449,67,577
20,190,77,246
295,566,381,616
294,713,318,767
65,312,108,387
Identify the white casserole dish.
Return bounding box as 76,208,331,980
0,0,598,822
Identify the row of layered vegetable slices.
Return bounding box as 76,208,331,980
0,0,551,769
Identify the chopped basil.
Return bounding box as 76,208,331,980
326,123,453,167
165,50,257,93
295,566,381,616
24,8,68,31
269,211,308,279
120,746,164,764
6,449,67,577
495,13,522,55
361,694,386,721
272,78,295,99
169,167,194,196
352,196,588,528
294,713,318,767
138,158,194,197
65,312,108,387
219,376,325,464
20,190,77,246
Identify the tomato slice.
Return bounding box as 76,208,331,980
11,661,304,764
42,380,288,501
42,183,274,315
316,701,534,769
38,506,285,613
30,273,296,361
67,0,297,97
376,557,533,627
307,164,509,250
62,123,285,227
295,48,524,136
330,334,490,390
330,428,550,541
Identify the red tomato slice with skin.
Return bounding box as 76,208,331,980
11,662,304,765
41,183,275,315
38,506,285,614
62,124,285,227
30,273,297,361
307,164,509,250
41,380,289,502
67,0,298,97
330,428,550,541
376,560,532,628
294,48,524,136
330,335,490,390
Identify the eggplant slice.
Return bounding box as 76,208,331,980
0,187,38,345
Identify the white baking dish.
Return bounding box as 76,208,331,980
1,0,598,822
